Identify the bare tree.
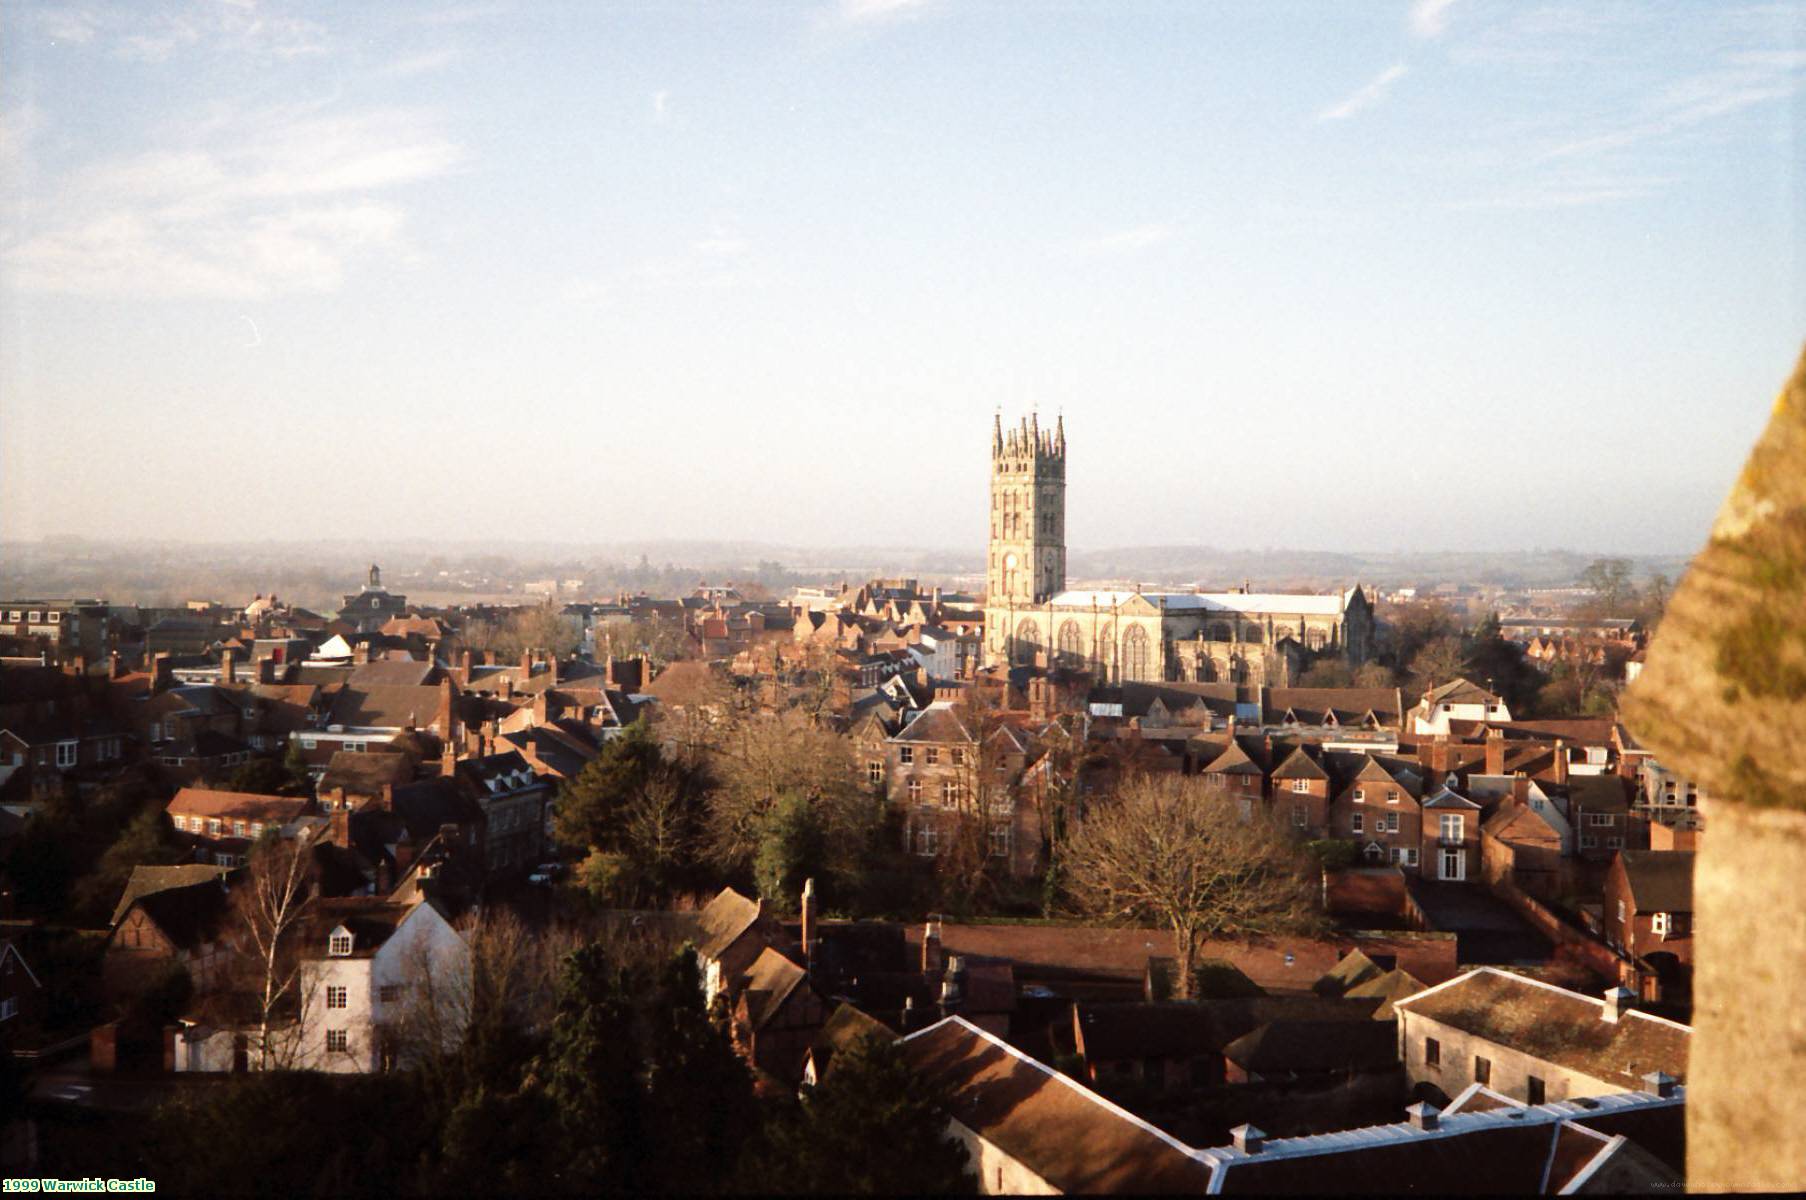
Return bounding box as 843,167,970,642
702,708,859,874
1059,775,1319,999
231,834,317,1069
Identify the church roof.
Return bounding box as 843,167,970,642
1045,590,1353,616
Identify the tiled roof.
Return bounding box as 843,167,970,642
1620,850,1695,914
900,1017,1218,1193
1393,967,1690,1090
166,787,309,823
891,703,974,745
110,863,233,927
696,887,765,960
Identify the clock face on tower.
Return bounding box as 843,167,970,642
1004,553,1018,569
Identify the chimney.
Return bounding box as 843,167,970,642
353,641,371,665
532,690,549,726
109,651,124,680
520,648,533,679
939,955,967,1017
151,652,173,695
801,877,818,970
1602,986,1635,1023
1641,1071,1677,1099
441,739,457,778
459,649,473,687
548,654,560,686
221,647,237,685
379,782,395,812
1553,739,1570,786
327,807,351,849
1485,728,1504,776
1511,770,1529,805
922,918,944,975
436,678,454,739
1405,1101,1440,1131
500,672,514,701
1230,1124,1265,1155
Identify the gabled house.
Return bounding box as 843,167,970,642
165,788,312,867
1412,678,1511,736
1418,781,1483,883
103,873,237,998
1326,754,1425,870
730,945,829,1087
290,897,467,1073
1270,745,1332,836
695,886,780,1006
1603,851,1694,1001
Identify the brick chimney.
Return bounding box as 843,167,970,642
353,641,371,665
1485,728,1505,776
531,690,549,726
1602,985,1635,1023
520,648,533,680
109,651,124,680
435,678,453,739
327,807,351,849
1511,770,1529,805
379,782,395,812
1553,739,1570,786
150,652,173,696
938,955,967,1018
922,917,944,975
547,654,560,686
459,649,473,687
441,739,457,778
221,647,237,685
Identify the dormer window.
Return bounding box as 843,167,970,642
329,927,354,956
1352,788,1365,804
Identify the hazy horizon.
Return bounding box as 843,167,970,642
4,0,1802,556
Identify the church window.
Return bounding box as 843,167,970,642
1121,625,1153,682
1014,620,1040,666
1057,621,1084,667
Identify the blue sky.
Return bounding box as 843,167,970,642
1,0,1801,555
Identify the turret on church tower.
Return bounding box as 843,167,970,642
987,412,1066,608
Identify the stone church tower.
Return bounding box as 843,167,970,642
987,412,1065,627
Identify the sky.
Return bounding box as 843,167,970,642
1,0,1802,557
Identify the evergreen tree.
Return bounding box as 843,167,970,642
536,942,646,1193
747,1032,973,1195
640,948,759,1193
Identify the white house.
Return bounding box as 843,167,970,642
1411,678,1511,736
295,898,468,1073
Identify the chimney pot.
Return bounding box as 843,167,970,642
1230,1124,1266,1155
1602,985,1635,1023
1405,1101,1440,1131
1641,1070,1677,1098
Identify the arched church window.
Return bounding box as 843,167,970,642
1306,628,1327,651
1014,619,1041,665
1209,622,1232,642
1057,621,1084,667
1122,625,1153,682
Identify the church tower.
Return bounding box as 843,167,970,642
987,412,1066,606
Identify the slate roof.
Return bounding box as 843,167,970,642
1567,774,1632,813
130,877,233,951
1222,1019,1398,1075
891,702,975,745
110,863,234,927
389,778,485,842
808,1003,895,1081
1263,687,1403,726
1393,967,1690,1090
1619,850,1695,914
347,659,435,688
319,751,415,795
696,887,766,960
739,945,810,1030
327,684,448,730
1422,678,1501,707
1270,745,1329,781
301,898,415,959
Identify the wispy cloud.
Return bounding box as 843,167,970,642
33,0,330,64
383,46,461,78
1075,223,1176,256
1448,173,1676,210
1541,55,1805,161
837,0,935,24
1409,0,1460,40
1317,63,1408,122
4,105,462,299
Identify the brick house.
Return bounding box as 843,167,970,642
1326,754,1425,871
1567,774,1635,861
887,702,1043,876
1270,745,1332,837
165,787,313,867
1418,782,1482,883
103,874,237,999
731,945,829,1086
1604,850,1694,1001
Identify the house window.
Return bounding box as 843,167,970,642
1352,789,1365,804
1527,1076,1546,1105
250,822,263,837
1425,1037,1440,1067
867,761,883,785
1439,813,1464,841
925,747,940,766
1606,836,1623,849
941,780,960,808
55,740,77,768
989,827,1010,858
234,820,248,837
915,827,939,856
326,986,348,1009
1475,1056,1492,1085
330,933,353,956
1651,912,1670,936
907,779,922,805
326,1029,349,1052
1292,804,1307,828
1617,900,1626,926
1392,847,1419,867
1581,834,1597,849
1291,779,1310,794
380,984,402,1003
1387,790,1399,804
208,818,223,837
1587,813,1614,827
899,747,914,765
953,748,966,766
301,737,317,750
1351,813,1364,835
